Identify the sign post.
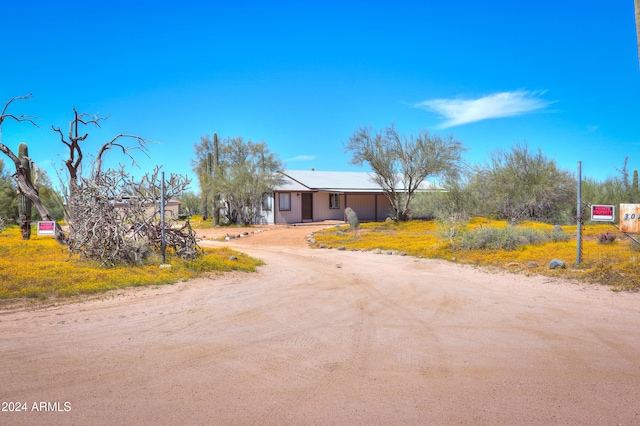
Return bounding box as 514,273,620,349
577,162,582,265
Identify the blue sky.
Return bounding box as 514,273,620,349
1,0,639,190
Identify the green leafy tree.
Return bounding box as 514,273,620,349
473,142,575,223
345,124,465,221
582,158,640,208
35,171,65,221
193,135,284,225
179,190,202,217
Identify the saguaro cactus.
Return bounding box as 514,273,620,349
17,142,32,240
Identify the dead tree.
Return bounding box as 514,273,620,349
0,95,66,244
52,108,150,223
52,110,200,265
66,166,199,266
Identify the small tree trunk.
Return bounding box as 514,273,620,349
201,194,208,220
19,212,31,239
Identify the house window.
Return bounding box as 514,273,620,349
262,193,272,211
279,193,291,211
329,193,340,209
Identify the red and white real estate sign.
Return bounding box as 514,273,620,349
591,205,615,222
37,221,56,236
620,204,640,234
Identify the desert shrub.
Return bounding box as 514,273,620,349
548,227,571,243
585,257,623,285
459,225,569,251
598,232,616,244
627,238,640,252
436,212,469,248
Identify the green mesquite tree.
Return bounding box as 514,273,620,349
345,124,465,221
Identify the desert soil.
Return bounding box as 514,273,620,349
1,222,640,425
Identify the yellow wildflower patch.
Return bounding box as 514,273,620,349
313,218,640,290
0,226,263,301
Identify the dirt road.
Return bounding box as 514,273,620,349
1,223,639,425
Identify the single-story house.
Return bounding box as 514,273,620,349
254,170,441,225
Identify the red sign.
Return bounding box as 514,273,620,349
591,205,614,221
37,221,56,236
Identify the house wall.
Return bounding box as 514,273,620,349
265,191,393,224
274,191,303,224
344,193,393,222
313,192,344,221
253,193,274,224
376,194,394,220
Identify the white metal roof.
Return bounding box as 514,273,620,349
275,170,441,193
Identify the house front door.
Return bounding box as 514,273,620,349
301,193,313,222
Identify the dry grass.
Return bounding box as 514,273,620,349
313,219,640,291
0,226,263,301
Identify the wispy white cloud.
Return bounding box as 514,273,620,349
414,90,553,128
287,155,317,162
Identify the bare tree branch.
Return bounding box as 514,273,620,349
94,134,151,177
0,94,40,129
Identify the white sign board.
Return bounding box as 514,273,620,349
37,221,56,236
620,204,640,233
591,205,615,222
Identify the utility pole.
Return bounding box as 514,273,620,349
213,132,220,226
576,161,582,266
161,171,166,265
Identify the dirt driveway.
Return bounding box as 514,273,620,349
1,223,640,425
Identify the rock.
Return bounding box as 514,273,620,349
320,244,327,249
337,246,346,251
386,250,393,255
549,259,565,269
375,248,382,254
229,255,238,261
527,261,539,268
399,251,407,256
309,238,317,244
